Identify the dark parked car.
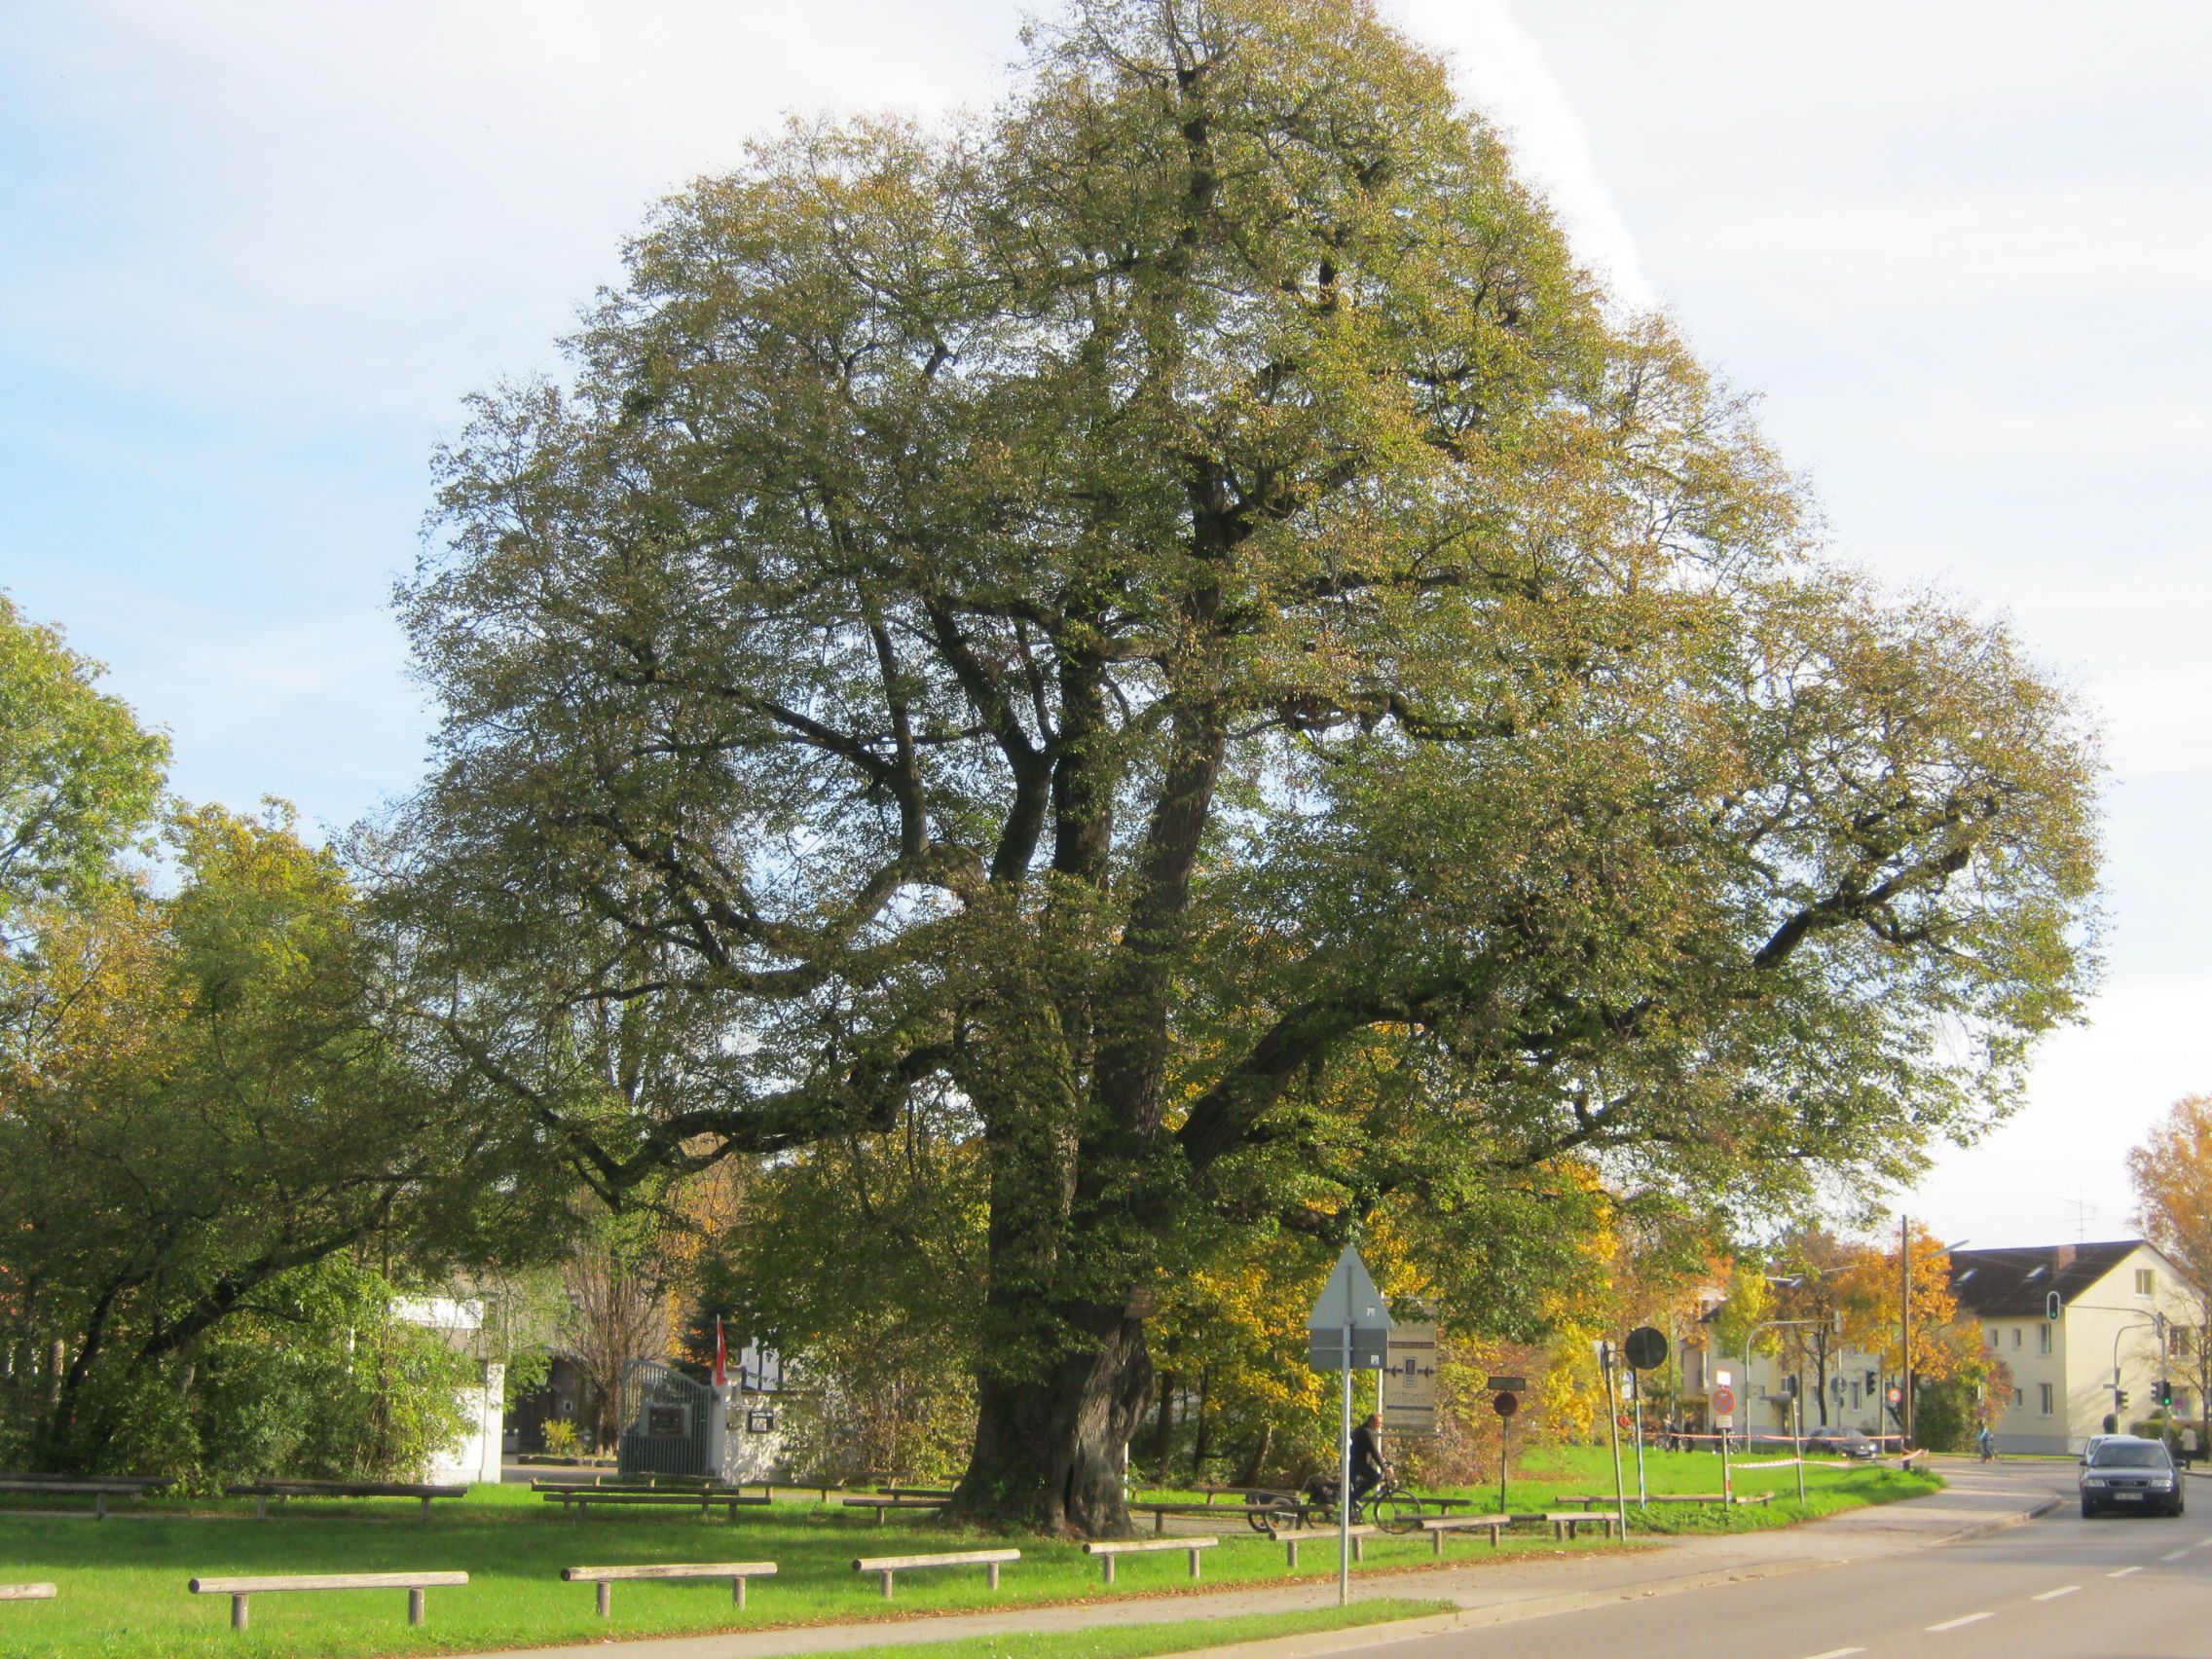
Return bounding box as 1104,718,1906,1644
2080,1435,2184,1517
1804,1426,1878,1459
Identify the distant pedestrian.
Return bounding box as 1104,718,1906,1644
2182,1425,2198,1467
1976,1424,1995,1462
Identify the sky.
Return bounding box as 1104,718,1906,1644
3,0,2207,1251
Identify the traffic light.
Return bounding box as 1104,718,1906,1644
2046,1290,2062,1320
2116,1388,2131,1411
2158,1379,2174,1409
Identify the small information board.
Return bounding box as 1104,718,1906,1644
1382,1322,1438,1434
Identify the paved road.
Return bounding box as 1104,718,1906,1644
1359,1459,2206,1659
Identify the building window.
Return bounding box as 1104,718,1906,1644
2011,1327,2021,1348
2038,1383,2053,1416
2176,1328,2194,1358
1850,1382,1861,1407
2013,1387,2023,1407
2038,1324,2051,1355
2136,1268,2156,1297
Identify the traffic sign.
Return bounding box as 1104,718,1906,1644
1493,1391,1520,1417
1307,1244,1391,1372
1486,1375,1527,1392
1711,1384,1736,1416
1624,1326,1668,1371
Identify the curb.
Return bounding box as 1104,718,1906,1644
1147,1495,2062,1659
1148,1557,1834,1659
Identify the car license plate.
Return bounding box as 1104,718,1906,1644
2115,1492,2143,1502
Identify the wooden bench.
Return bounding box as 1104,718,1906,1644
0,1478,166,1519
1129,1500,1246,1536
1419,1515,1512,1555
873,1487,955,1499
0,1584,55,1601
188,1570,467,1631
1084,1535,1218,1582
1546,1511,1619,1541
562,1560,777,1615
841,1495,946,1524
224,1481,466,1520
1281,1524,1377,1568
854,1547,1018,1598
541,1490,769,1520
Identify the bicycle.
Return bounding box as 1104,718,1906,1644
1283,1465,1430,1534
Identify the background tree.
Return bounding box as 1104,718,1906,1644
0,596,166,929
1768,1229,1862,1426
387,0,2101,1532
0,802,540,1471
2127,1093,2212,1426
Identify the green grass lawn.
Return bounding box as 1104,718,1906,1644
0,1452,1931,1657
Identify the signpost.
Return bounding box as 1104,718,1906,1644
1308,1244,1390,1608
1489,1381,1521,1514
1623,1326,1667,1507
1712,1378,1737,1502
1596,1341,1628,1536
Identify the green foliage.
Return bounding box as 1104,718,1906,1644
1912,1378,1976,1453
0,595,167,926
384,0,2103,1528
0,801,542,1470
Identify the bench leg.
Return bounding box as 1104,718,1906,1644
1285,1538,1301,1569
410,1587,426,1626
1352,1535,1365,1564
733,1575,747,1609
1188,1547,1201,1580
255,1496,268,1521
1433,1530,1445,1558
880,1569,896,1599
232,1594,250,1632
95,1493,107,1521
1102,1556,1117,1585
421,1495,432,1520
597,1581,611,1617
1154,1510,1164,1536
987,1562,1001,1591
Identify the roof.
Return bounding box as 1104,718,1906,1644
1946,1240,2147,1317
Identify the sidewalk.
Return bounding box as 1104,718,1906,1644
486,1458,2067,1659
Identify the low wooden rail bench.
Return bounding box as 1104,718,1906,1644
1084,1535,1218,1582
224,1481,466,1520
1419,1515,1512,1554
563,1560,778,1615
0,1584,56,1601
541,1490,769,1520
853,1547,1019,1598
1281,1524,1376,1568
1545,1511,1619,1541
841,1495,946,1524
187,1570,467,1631
0,1478,167,1519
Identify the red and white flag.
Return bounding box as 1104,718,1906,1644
713,1315,728,1388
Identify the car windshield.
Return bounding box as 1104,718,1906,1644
2091,1443,2168,1468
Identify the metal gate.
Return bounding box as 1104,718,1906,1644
616,1360,715,1478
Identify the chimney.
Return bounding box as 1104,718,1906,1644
2055,1243,2077,1272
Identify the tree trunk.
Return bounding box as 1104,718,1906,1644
947,1304,1153,1536
1237,1421,1273,1488
1151,1368,1176,1479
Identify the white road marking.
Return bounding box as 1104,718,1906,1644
2031,1585,2080,1601
1926,1612,1994,1632
1800,1649,1865,1659
2110,1566,2143,1577
2159,1548,2189,1561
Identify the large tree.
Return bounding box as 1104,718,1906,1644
387,0,2100,1532
2127,1094,2212,1423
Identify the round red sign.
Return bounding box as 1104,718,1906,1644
1712,1385,1737,1415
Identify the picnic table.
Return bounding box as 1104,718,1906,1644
225,1480,467,1519
0,1475,169,1518
541,1489,771,1520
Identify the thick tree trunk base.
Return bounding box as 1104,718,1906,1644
947,1311,1152,1537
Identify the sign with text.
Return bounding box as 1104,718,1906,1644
1382,1321,1438,1434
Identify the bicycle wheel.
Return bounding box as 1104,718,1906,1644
1375,1493,1427,1535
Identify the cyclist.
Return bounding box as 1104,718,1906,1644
1349,1412,1386,1517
